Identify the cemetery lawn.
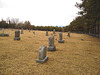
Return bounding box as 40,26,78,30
0,29,100,75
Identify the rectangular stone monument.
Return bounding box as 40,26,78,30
53,29,55,34
46,31,48,36
33,31,35,34
67,32,70,37
48,36,56,51
58,32,64,43
36,46,48,64
21,28,24,34
2,28,4,34
14,31,20,40
99,26,100,38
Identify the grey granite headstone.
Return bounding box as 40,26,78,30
29,29,31,32
48,36,56,51
33,32,35,34
36,46,48,64
58,32,64,43
14,31,20,40
21,28,24,34
46,31,48,36
53,29,55,34
2,28,4,34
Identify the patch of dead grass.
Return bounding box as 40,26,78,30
0,29,100,75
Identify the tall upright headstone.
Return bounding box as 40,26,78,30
53,29,55,34
14,31,20,40
2,28,4,34
58,32,64,43
46,31,48,36
48,36,56,51
68,32,70,37
36,46,48,64
21,28,24,34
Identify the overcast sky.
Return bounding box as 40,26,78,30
0,0,81,27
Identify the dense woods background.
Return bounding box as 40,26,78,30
0,0,100,37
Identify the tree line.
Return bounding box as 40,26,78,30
68,0,100,37
0,18,66,32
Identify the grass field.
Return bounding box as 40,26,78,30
0,29,100,75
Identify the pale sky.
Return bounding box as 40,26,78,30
0,0,81,27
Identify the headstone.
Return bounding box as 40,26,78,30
36,46,48,64
21,28,24,34
46,31,48,36
48,36,56,51
14,31,20,40
62,27,64,32
10,32,12,35
53,29,55,34
67,32,70,37
58,32,64,43
33,31,35,34
2,28,4,34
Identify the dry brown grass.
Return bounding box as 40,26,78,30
0,29,100,75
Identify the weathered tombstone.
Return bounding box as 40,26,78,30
33,31,35,34
46,31,48,36
36,46,48,64
62,27,64,32
58,32,64,43
21,28,24,34
2,28,4,34
10,32,12,35
68,32,70,37
48,36,56,51
14,31,20,40
53,29,55,34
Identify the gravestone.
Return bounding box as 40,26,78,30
2,28,4,34
36,46,48,64
53,29,55,34
0,28,9,36
21,28,24,34
33,32,35,34
68,32,70,37
14,31,20,40
46,31,48,36
58,32,64,43
48,36,56,51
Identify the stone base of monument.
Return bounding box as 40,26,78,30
48,46,56,51
58,40,64,43
14,37,20,40
0,33,9,36
36,56,48,64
